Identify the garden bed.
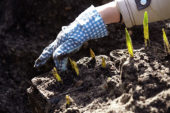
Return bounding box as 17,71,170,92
28,38,170,113
0,0,170,113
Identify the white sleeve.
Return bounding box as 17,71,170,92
116,0,170,28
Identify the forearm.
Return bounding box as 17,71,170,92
96,1,120,24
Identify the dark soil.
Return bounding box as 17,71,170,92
28,43,170,113
0,0,110,113
0,0,170,113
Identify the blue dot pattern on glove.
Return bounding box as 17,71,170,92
76,5,108,39
34,5,108,71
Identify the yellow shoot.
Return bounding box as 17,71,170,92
52,67,62,82
107,77,112,81
125,28,134,57
101,57,106,68
65,95,71,105
143,11,150,47
162,28,170,54
69,58,79,76
90,48,95,59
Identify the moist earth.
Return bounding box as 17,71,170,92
0,0,170,113
28,46,170,113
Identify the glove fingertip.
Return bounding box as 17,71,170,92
34,58,44,68
34,63,38,68
34,61,40,68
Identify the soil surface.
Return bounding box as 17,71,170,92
28,43,170,113
0,0,170,113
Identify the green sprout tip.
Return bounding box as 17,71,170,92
90,48,95,59
69,58,79,76
143,11,150,47
125,28,134,58
52,67,62,83
162,28,170,54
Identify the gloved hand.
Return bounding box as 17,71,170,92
34,5,108,71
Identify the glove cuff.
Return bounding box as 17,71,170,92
76,5,108,40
